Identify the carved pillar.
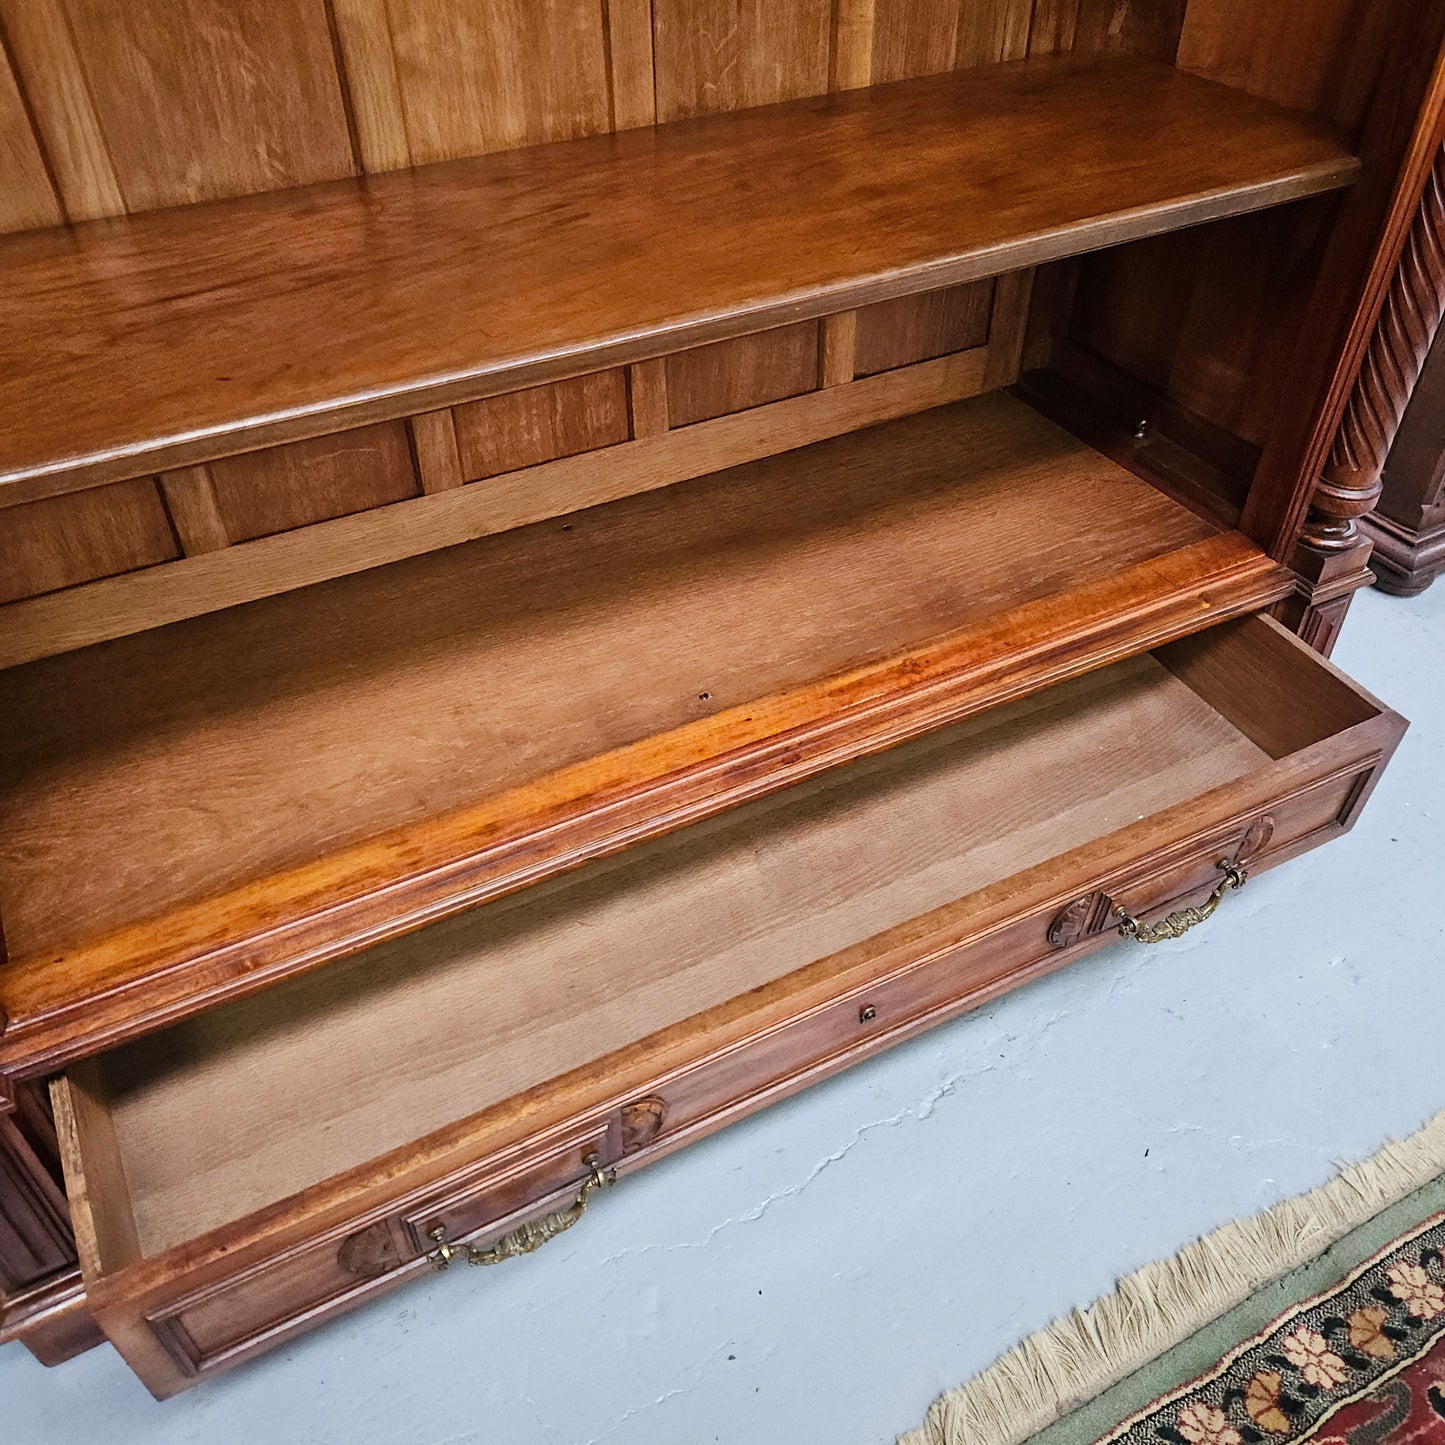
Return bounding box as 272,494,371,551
1362,318,1445,594
1278,146,1445,653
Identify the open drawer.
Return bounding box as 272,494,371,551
51,614,1403,1396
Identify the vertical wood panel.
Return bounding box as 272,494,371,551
1175,0,1396,131
820,312,859,387
1027,0,1079,55
871,0,1036,83
0,0,1209,235
1066,200,1335,452
453,370,631,480
1071,228,1206,398
0,480,178,605
0,41,61,232
410,411,466,493
853,282,996,377
0,0,123,220
627,360,670,436
1165,204,1334,447
1021,258,1081,371
956,0,1034,69
830,0,876,89
158,467,230,555
665,323,821,426
983,267,1037,388
607,0,657,129
208,423,420,543
329,0,412,172
1072,0,1184,63
652,0,832,122
869,0,959,83
380,0,611,164
15,0,356,215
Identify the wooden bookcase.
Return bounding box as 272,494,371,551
0,0,1440,1397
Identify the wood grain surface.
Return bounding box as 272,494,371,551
0,481,179,606
203,422,420,543
90,654,1268,1254
854,282,996,376
0,393,1290,1075
0,55,1358,503
0,45,61,232
52,617,1404,1398
452,370,631,480
0,348,995,668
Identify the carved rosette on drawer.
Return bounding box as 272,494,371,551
1236,814,1276,865
1045,891,1109,949
619,1096,668,1154
336,1220,402,1280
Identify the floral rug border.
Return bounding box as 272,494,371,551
1097,1213,1445,1445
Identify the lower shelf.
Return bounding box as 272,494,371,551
0,390,1288,1074
53,613,1403,1397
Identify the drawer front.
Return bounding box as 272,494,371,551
126,759,1382,1392
604,767,1379,1172
142,1120,613,1383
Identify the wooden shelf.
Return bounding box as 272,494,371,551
0,54,1358,503
0,393,1291,1073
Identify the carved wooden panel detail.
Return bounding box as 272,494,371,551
337,1219,402,1280
1046,891,1105,950
1235,813,1275,865
1047,815,1272,952
619,1096,668,1153
1304,145,1445,556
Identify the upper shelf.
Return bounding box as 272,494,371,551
0,54,1358,503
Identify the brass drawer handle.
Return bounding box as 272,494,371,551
425,1153,616,1270
1115,860,1247,944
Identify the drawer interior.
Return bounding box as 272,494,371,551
54,614,1388,1278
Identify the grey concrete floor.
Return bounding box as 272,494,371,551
3,582,1443,1445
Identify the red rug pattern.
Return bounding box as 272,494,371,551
1100,1216,1445,1445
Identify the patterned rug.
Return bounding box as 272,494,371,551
900,1117,1445,1445
1102,1216,1445,1445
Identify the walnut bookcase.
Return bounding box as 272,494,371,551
0,0,1440,1398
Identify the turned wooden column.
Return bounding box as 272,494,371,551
1282,146,1445,652
1362,323,1445,594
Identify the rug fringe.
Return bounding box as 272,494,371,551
898,1110,1445,1445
